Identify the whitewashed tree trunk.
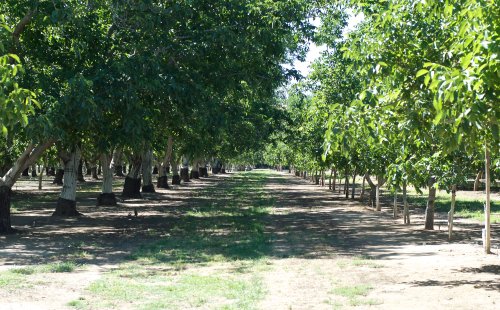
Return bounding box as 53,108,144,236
38,162,45,190
484,144,491,254
448,184,457,240
53,147,82,216
59,149,81,201
158,136,173,188
141,149,155,192
97,152,117,206
360,175,366,200
393,190,398,218
122,154,142,199
403,182,410,224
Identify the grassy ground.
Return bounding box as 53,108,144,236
68,171,274,310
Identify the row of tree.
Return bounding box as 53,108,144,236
0,0,316,233
264,0,499,253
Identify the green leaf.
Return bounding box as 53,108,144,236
460,52,474,70
1,125,7,137
8,54,20,63
424,74,431,86
416,69,428,78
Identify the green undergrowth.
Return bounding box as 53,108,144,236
70,171,274,309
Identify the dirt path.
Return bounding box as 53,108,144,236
259,172,500,309
1,171,499,309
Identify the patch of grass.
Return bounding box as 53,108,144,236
130,171,274,264
0,271,25,287
337,255,382,269
67,298,87,309
331,284,381,306
83,270,265,310
9,266,37,275
332,284,372,298
46,261,78,273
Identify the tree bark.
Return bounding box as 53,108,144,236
77,159,86,183
393,191,398,218
53,147,82,216
122,155,142,199
157,136,173,189
484,144,491,254
113,148,124,177
141,149,155,193
424,176,436,230
329,169,333,190
448,184,457,240
474,170,483,191
403,182,410,225
31,164,37,177
0,186,14,234
97,153,117,206
345,173,349,198
351,173,356,199
360,175,366,200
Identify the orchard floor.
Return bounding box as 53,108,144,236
1,170,499,310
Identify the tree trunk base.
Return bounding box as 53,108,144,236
153,166,159,175
31,170,37,178
53,198,81,217
199,168,208,178
91,167,99,180
53,169,64,185
221,169,226,174
157,176,169,189
0,186,15,234
97,193,117,206
180,168,190,182
190,170,200,179
122,177,142,199
142,184,156,193
172,175,181,185
115,165,124,177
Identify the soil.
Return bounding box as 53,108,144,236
0,171,499,309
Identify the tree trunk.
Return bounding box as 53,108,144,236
91,165,99,180
403,182,410,225
329,169,333,190
22,167,29,177
113,148,124,177
345,173,349,198
141,149,155,193
171,161,181,185
0,141,54,231
38,162,45,190
97,153,117,206
31,164,37,177
333,170,337,192
484,144,491,254
393,190,398,218
122,155,142,199
448,184,457,240
85,161,92,176
360,175,366,200
53,148,82,217
77,159,86,183
0,186,14,234
351,173,356,199
190,161,200,179
474,170,483,191
157,136,174,189
53,167,64,185
424,177,436,230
